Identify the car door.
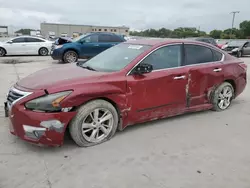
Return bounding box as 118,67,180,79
79,34,99,57
126,44,188,123
25,37,44,55
242,42,250,55
183,44,224,107
98,34,115,53
5,37,27,55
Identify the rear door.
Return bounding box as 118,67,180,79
25,37,46,55
183,44,224,107
98,34,115,53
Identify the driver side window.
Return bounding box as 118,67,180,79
141,45,182,70
81,35,98,43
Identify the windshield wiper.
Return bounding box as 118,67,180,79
76,61,96,71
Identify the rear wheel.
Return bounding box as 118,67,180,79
39,47,48,56
211,82,234,111
63,50,78,63
0,48,6,57
69,100,119,147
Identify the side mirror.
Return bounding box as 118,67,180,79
133,63,153,75
7,41,13,44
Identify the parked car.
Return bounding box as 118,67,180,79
186,37,220,48
0,36,53,56
4,39,247,147
51,32,126,63
221,40,250,57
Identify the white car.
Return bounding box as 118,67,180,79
0,36,53,56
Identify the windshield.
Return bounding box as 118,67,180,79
228,40,247,46
81,43,151,72
72,33,88,42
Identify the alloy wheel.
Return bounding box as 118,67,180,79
81,108,114,143
217,86,233,110
0,48,5,56
66,52,77,63
40,48,48,56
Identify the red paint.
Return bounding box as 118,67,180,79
8,39,247,146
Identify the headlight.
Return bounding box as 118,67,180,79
25,91,72,112
232,48,239,52
55,45,63,49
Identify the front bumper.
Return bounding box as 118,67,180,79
6,101,76,146
50,48,63,60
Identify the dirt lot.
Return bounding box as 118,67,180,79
0,56,250,188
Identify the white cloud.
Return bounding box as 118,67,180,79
0,0,249,32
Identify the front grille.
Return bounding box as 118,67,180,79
7,89,24,105
6,87,32,106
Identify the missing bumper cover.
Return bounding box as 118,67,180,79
40,120,65,133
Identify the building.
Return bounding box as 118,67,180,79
0,26,8,37
40,23,130,37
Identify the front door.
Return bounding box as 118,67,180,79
242,42,250,55
126,44,188,123
5,37,27,55
80,34,100,57
183,44,224,106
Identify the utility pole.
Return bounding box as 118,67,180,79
230,11,240,39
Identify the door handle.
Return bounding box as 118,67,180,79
174,75,186,80
94,44,99,47
213,68,222,72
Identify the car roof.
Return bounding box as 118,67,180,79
124,38,214,46
12,35,46,40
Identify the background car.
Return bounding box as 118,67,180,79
0,36,53,56
50,32,126,63
186,37,220,48
221,40,250,57
5,39,247,147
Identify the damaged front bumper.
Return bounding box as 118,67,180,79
7,103,76,146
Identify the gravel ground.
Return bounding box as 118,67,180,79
0,55,250,188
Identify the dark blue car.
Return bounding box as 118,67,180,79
51,32,126,63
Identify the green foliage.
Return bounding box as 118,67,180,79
15,29,35,35
130,20,250,39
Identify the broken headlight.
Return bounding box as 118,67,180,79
25,91,72,112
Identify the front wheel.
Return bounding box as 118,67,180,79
211,82,234,111
69,100,119,147
237,51,242,58
63,50,78,63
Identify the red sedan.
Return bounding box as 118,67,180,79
4,39,247,147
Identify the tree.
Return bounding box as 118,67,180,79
15,29,35,35
210,30,223,39
240,20,250,38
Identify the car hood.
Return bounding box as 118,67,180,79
16,64,107,90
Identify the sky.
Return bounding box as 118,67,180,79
0,0,249,32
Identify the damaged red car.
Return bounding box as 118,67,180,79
4,39,247,147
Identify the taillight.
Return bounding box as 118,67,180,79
239,63,247,71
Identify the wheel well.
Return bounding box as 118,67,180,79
225,79,236,94
63,49,79,57
0,47,7,54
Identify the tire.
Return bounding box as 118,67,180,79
69,99,119,147
39,47,49,56
0,47,6,57
211,82,234,111
63,50,78,63
237,51,242,58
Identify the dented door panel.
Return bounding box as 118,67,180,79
186,62,224,107
126,67,188,124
